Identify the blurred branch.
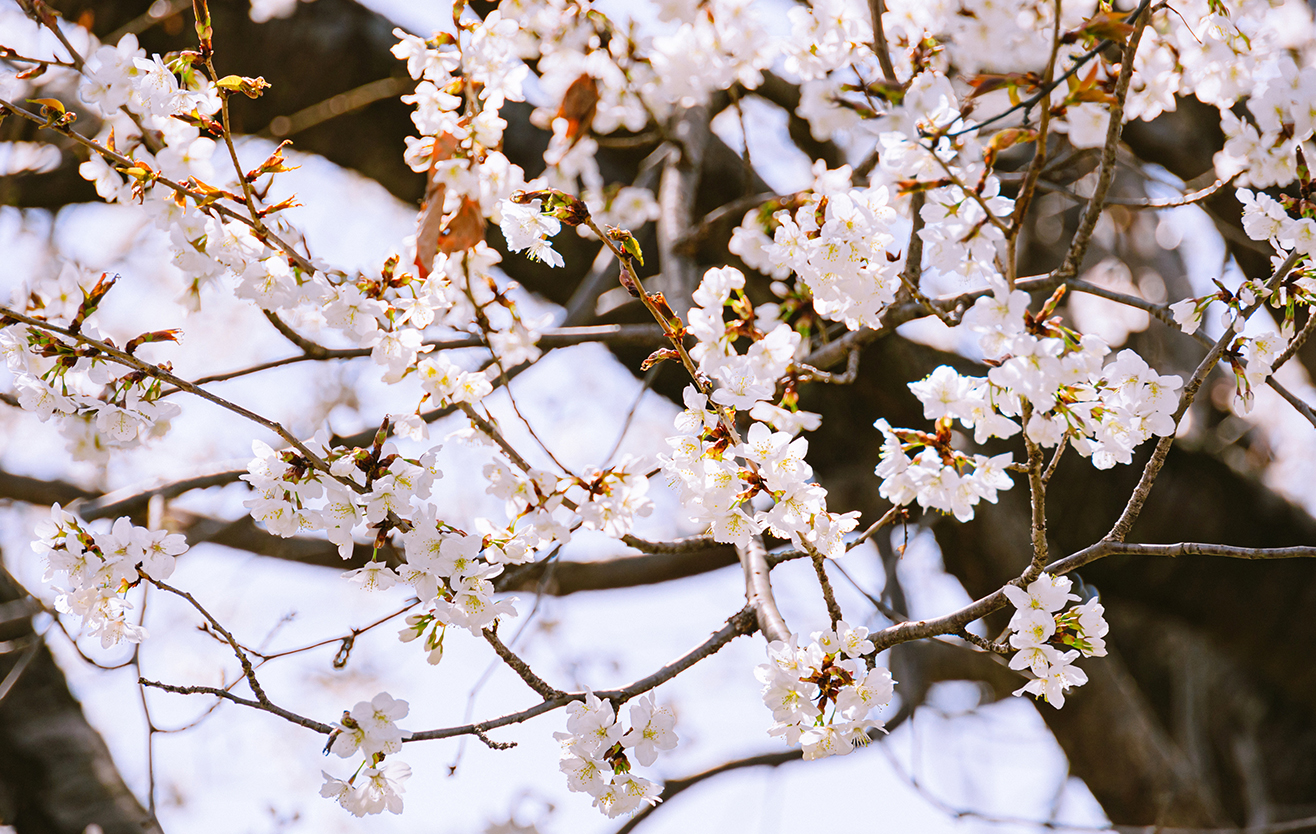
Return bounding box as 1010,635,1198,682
652,105,710,315
0,564,163,833
260,76,415,140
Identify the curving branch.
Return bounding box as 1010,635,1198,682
869,538,1316,655
1105,249,1303,542
406,606,757,742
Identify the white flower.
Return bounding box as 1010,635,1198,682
835,667,894,721
620,694,678,766
1014,649,1089,708
1003,573,1079,621
131,527,188,581
343,562,399,592
1064,103,1111,149
563,692,623,757
499,199,564,267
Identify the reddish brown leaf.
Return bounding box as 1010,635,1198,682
1061,11,1136,45
436,197,486,254
640,348,681,371
556,74,600,147
413,133,461,278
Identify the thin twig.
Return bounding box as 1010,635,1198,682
1104,249,1302,542
146,576,273,705
459,403,537,475
868,537,1316,655
0,307,338,480
1021,401,1050,581
138,678,335,734
1005,0,1063,288
944,0,1154,139
846,505,904,553
810,550,844,628
1020,174,1232,210
0,97,317,274
1040,441,1066,487
406,607,757,741
1273,307,1316,373
482,626,562,700
471,726,517,750
1055,6,1151,281
248,600,420,662
182,324,666,389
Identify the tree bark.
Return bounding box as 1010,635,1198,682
0,564,161,834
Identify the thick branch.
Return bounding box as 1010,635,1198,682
736,535,790,643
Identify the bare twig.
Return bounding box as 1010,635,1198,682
407,607,757,742
0,307,337,479
184,324,666,389
846,505,904,553
868,0,898,83
1019,174,1232,210
1055,3,1152,282
1040,440,1067,487
1020,401,1050,581
1273,307,1316,373
1104,249,1302,542
868,537,1316,655
138,678,335,734
482,626,562,700
146,577,272,705
471,726,516,750
810,550,844,628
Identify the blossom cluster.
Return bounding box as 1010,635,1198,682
755,622,894,760
321,692,413,816
240,435,526,638
1167,186,1316,412
660,384,858,557
555,693,674,818
6,0,1316,821
31,504,188,648
655,264,858,555
1,278,182,464
872,285,1184,523
757,168,904,331
1005,574,1109,709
